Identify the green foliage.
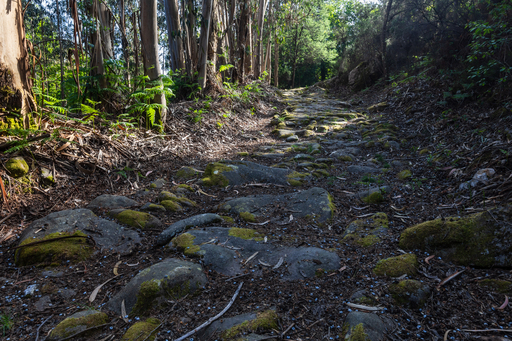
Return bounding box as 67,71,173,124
0,312,13,336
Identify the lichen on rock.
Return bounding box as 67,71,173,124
171,233,201,257
228,227,264,241
48,310,108,341
201,162,234,187
389,279,430,308
221,310,278,340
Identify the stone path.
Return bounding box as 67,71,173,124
10,87,512,341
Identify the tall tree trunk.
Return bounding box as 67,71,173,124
273,41,279,87
380,0,393,82
140,0,167,131
0,0,36,127
186,0,198,70
291,24,304,88
118,0,131,85
237,0,250,81
245,14,253,76
198,0,214,90
164,0,185,72
98,3,114,60
56,0,65,99
227,0,236,71
254,0,268,79
132,12,140,78
264,38,271,82
87,0,106,88
208,0,219,73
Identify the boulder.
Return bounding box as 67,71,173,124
156,213,224,246
5,156,29,178
343,312,391,341
87,194,138,210
106,258,207,316
15,209,141,266
169,227,340,280
399,206,512,268
219,187,334,223
48,310,108,341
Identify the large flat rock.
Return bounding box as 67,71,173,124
219,187,334,223
16,209,141,266
169,227,340,280
106,258,207,316
201,161,293,187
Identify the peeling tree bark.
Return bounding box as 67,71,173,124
0,0,36,127
198,0,214,90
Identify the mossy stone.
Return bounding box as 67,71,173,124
338,155,353,162
239,211,256,222
40,167,55,186
419,149,430,155
48,310,108,341
141,204,166,212
221,310,278,340
158,191,177,201
313,169,330,178
175,166,198,179
110,210,155,229
398,212,500,267
121,318,161,341
478,279,512,294
131,280,162,316
5,157,29,178
389,279,430,308
228,227,263,241
172,184,194,193
221,216,235,224
303,130,315,137
361,191,384,204
347,323,370,341
356,235,381,247
373,253,418,277
175,197,197,207
286,171,310,186
15,231,93,267
237,152,249,156
161,200,183,212
201,162,234,187
171,233,201,257
397,169,412,180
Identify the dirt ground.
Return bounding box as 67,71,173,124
0,78,511,341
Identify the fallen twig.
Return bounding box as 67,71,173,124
437,269,465,290
174,282,244,341
346,302,384,311
35,315,53,341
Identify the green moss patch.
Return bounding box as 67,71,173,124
287,171,310,186
398,212,498,267
221,216,235,224
175,166,198,179
172,184,194,192
361,191,385,204
171,233,201,257
478,279,512,294
48,311,108,340
5,157,29,178
313,169,330,178
389,279,430,308
201,162,234,187
373,253,418,277
111,210,153,229
161,200,183,212
347,323,370,341
397,170,412,180
131,280,162,316
158,191,177,201
221,310,278,340
121,318,161,341
15,231,93,267
228,227,264,241
239,211,256,222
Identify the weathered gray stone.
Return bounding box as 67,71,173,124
140,203,166,212
40,167,55,186
389,279,431,309
347,165,381,174
344,312,391,341
150,178,166,189
355,186,390,199
156,213,224,246
48,310,108,341
87,194,138,210
220,187,334,223
17,209,141,256
201,161,293,187
106,258,207,316
169,227,340,280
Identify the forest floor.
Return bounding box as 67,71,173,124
0,78,512,341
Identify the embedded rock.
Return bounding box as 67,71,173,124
399,206,512,267
343,312,391,341
156,213,224,246
169,227,340,280
87,194,138,210
219,187,334,223
106,258,207,316
201,161,293,187
16,209,141,266
5,156,29,178
48,310,108,341
109,209,162,229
